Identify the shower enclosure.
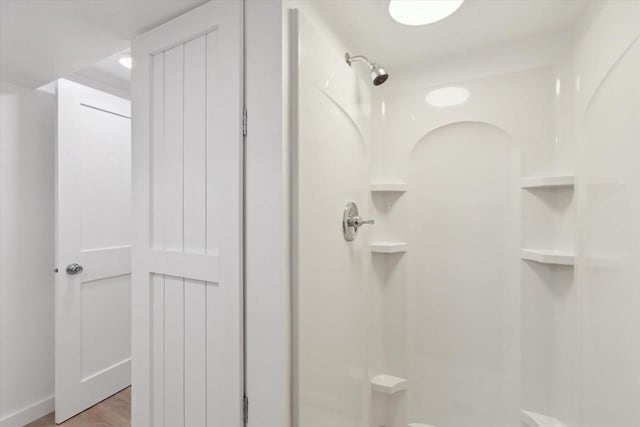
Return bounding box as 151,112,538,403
291,2,640,427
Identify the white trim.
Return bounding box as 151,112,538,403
0,395,54,427
144,251,220,283
243,1,292,426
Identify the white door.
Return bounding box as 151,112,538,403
55,79,132,423
131,1,243,426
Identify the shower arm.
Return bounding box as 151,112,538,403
345,53,375,69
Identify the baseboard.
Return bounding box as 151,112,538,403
0,395,54,427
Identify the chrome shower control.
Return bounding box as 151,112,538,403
348,216,375,228
343,201,375,241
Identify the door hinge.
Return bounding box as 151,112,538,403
243,395,249,425
242,109,248,136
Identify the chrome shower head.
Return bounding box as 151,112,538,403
371,66,389,86
345,53,389,86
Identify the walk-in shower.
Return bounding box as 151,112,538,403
292,2,640,427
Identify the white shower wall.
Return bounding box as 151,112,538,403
370,62,578,427
292,13,577,425
574,2,640,425
292,10,373,427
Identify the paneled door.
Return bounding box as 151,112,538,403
131,1,243,426
55,79,132,423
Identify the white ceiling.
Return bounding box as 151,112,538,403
1,0,590,89
0,0,206,88
70,48,132,97
308,0,589,70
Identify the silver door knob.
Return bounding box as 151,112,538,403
66,263,84,275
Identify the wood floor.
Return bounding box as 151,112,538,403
25,387,131,427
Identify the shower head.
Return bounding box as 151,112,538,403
371,66,389,86
345,53,389,86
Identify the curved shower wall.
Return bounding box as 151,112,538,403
574,3,640,425
291,10,373,427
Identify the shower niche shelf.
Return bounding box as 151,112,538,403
370,242,408,254
371,374,407,394
370,182,408,193
521,248,574,265
520,175,574,189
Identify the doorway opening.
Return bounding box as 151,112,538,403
1,2,245,427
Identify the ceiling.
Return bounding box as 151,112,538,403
308,0,589,70
1,0,589,90
73,49,132,95
0,0,206,88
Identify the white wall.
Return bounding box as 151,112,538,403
245,1,290,426
0,82,56,426
573,2,640,426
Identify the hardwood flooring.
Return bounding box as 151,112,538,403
25,387,131,427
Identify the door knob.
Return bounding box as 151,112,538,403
66,263,84,275
343,201,375,241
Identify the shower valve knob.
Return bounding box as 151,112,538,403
349,216,375,229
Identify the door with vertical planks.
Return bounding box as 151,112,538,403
131,1,243,426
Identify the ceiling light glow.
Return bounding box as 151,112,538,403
389,0,464,26
425,86,469,107
118,54,132,70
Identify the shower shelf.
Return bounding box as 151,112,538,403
521,249,574,265
371,374,407,394
370,242,408,254
520,175,574,189
370,182,408,193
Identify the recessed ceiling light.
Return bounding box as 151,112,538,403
389,0,464,26
118,54,132,70
425,86,469,107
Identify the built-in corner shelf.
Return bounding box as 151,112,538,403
521,249,574,266
371,374,407,394
520,175,574,189
371,242,408,254
370,182,408,193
